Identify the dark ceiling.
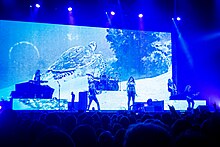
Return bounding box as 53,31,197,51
0,0,218,33
0,0,175,31
0,0,218,32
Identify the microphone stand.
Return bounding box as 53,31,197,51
115,72,121,91
118,73,121,91
57,81,61,111
119,79,122,91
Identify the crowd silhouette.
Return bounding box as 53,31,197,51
0,106,219,147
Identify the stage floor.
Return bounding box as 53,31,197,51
11,91,206,111
88,91,206,111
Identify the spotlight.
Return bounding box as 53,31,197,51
68,7,72,12
35,4,40,8
138,13,143,18
110,11,115,16
176,17,181,21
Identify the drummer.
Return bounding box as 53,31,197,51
100,74,108,90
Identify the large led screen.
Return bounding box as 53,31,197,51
0,20,184,110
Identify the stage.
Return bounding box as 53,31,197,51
10,91,206,111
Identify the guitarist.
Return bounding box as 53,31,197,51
184,84,199,110
87,82,101,111
168,78,177,96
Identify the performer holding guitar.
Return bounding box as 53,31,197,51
168,78,177,96
184,84,199,110
87,82,101,111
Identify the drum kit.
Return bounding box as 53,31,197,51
86,72,120,91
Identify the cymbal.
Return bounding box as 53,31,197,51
86,73,93,76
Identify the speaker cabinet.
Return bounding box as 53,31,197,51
78,91,88,111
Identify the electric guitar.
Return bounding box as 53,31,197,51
168,84,177,95
186,92,200,100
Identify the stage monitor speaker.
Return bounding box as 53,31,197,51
68,102,72,111
144,106,155,112
133,101,164,112
78,91,88,111
68,102,79,111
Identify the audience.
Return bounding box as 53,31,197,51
0,105,219,147
32,126,75,147
98,131,114,147
71,124,98,147
123,123,174,147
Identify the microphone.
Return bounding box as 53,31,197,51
57,81,60,86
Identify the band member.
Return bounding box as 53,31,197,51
34,69,41,85
127,76,136,110
87,73,95,84
167,78,177,96
184,84,199,110
87,82,100,111
100,74,108,90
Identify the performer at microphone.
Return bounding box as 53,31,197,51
167,78,177,97
127,76,136,110
87,82,100,111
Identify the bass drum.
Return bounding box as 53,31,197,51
108,80,119,91
112,82,119,91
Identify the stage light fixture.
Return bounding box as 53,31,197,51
176,17,181,21
35,4,40,8
110,11,115,16
138,13,143,18
68,7,72,12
